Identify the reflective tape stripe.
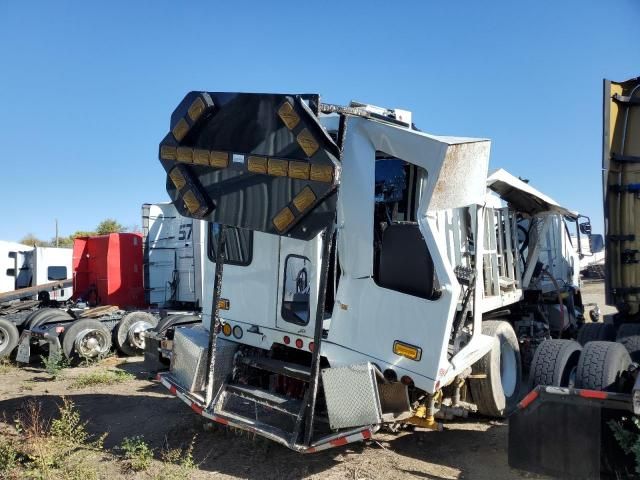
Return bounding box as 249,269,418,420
156,373,374,453
579,389,608,400
518,390,539,410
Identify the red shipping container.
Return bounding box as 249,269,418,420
73,233,145,308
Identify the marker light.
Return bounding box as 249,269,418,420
217,298,230,310
232,325,243,339
277,101,300,130
401,375,414,386
292,186,316,213
272,207,295,233
310,164,334,183
393,340,422,361
308,342,315,352
295,338,304,349
222,323,232,336
296,128,319,157
283,336,290,345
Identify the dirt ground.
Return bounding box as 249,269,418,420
1,280,613,479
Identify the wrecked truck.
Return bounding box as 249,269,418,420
152,93,586,452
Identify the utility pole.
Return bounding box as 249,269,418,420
55,219,59,247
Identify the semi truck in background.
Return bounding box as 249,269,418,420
509,76,640,479
152,91,590,452
0,202,203,362
0,241,73,303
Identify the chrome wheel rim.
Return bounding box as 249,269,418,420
127,321,153,350
75,328,109,358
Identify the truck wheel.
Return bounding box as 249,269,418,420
155,314,199,334
616,323,640,362
576,322,616,345
26,308,72,330
0,318,19,358
115,312,158,356
470,320,522,418
575,341,631,391
528,339,582,389
61,319,112,361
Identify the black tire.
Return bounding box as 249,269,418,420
616,323,640,362
528,339,582,389
470,320,522,418
26,308,72,330
115,312,158,357
575,341,631,391
576,322,616,346
0,318,19,358
60,319,112,361
155,314,199,334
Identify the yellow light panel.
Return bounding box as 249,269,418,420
296,128,319,157
292,186,316,213
169,168,186,190
273,207,295,232
193,149,210,165
288,161,310,180
188,97,206,122
248,156,268,174
160,145,177,161
176,146,194,163
268,158,288,177
310,164,334,183
210,151,229,168
172,118,190,142
277,101,301,130
182,190,201,214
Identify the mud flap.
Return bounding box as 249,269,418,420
15,331,31,364
508,386,635,479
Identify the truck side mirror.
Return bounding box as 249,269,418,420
589,234,604,254
579,221,592,235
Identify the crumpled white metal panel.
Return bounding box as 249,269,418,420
322,363,382,430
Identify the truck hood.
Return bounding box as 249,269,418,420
487,168,578,219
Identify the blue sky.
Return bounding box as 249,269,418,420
1,0,638,241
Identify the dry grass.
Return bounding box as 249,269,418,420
69,369,133,389
2,398,109,479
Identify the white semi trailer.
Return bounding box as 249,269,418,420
151,92,587,452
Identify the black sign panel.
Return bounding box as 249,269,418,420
158,92,340,241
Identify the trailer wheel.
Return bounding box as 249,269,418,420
25,308,72,330
616,323,640,362
115,312,158,356
575,341,631,391
61,319,112,361
469,320,522,418
528,339,582,389
576,322,616,346
0,318,19,358
155,314,199,334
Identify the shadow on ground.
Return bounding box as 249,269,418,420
0,382,519,480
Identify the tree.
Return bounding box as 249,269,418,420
95,219,126,235
70,230,96,238
19,234,48,247
50,235,74,248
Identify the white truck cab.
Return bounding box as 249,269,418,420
155,93,583,451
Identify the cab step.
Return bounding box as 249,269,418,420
238,355,311,382
225,383,303,416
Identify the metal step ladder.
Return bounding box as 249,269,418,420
213,355,313,444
